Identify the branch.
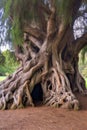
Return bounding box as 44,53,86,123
15,45,24,62
39,3,51,15
46,4,58,40
28,36,42,49
23,42,36,58
24,26,46,41
52,22,68,56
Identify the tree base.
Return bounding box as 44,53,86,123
0,64,80,110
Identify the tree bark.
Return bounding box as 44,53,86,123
0,28,83,110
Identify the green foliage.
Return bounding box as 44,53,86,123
3,0,87,44
55,0,73,24
82,66,87,78
11,17,23,44
4,0,40,44
4,0,24,44
79,52,87,79
0,52,5,65
2,50,18,66
79,53,87,88
4,0,12,18
81,46,87,63
0,50,19,76
85,78,87,88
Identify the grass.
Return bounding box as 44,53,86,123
0,65,18,76
0,76,7,81
85,78,87,88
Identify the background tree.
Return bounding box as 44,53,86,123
0,50,19,76
0,52,5,65
0,0,87,110
0,7,12,51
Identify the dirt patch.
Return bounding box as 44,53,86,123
0,93,87,130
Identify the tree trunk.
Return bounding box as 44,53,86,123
0,2,87,110
0,27,86,110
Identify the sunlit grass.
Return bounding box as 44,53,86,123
85,78,87,88
0,76,6,81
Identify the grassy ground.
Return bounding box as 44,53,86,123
0,76,7,81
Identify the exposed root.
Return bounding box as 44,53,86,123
0,79,35,110
41,66,80,110
44,90,79,110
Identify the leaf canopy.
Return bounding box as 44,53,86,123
1,0,87,45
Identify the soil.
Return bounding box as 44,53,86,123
0,93,87,130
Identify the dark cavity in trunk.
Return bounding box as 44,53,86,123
31,83,43,105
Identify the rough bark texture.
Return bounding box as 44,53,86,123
0,0,87,110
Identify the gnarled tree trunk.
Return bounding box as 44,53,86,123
0,0,87,110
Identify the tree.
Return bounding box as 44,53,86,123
0,0,87,110
0,52,5,65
